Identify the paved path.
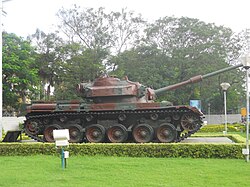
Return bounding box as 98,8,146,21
181,137,234,143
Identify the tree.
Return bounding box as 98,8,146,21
29,28,108,100
29,29,64,100
53,44,107,100
2,32,39,110
237,29,250,54
105,8,146,71
56,6,145,71
25,11,245,114
110,45,170,89
41,6,146,100
114,16,244,113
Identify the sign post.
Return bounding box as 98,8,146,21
190,100,201,111
220,83,230,135
53,129,70,169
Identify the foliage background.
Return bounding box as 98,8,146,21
2,6,249,114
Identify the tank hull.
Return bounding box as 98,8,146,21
24,101,203,143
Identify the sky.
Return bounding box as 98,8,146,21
2,0,250,37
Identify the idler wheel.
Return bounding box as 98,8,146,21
132,124,154,143
156,123,177,143
107,124,128,143
68,125,84,143
25,119,41,135
43,124,61,142
86,124,105,143
180,113,200,131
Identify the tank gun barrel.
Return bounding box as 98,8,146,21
154,63,243,97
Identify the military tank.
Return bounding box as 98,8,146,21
24,64,242,143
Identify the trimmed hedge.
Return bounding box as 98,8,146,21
199,124,245,133
0,143,57,156
0,143,246,159
227,134,246,143
192,134,246,143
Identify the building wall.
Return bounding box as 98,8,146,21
203,114,241,124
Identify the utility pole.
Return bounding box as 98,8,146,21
1,0,13,140
242,28,250,162
0,0,3,140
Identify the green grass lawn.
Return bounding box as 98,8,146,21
0,155,250,187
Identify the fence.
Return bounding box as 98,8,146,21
203,114,241,124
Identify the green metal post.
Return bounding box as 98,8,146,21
61,148,65,169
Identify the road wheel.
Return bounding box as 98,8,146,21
156,123,177,143
68,124,84,143
85,124,105,143
132,124,154,143
43,124,61,142
107,124,128,143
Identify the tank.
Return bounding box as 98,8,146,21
24,64,242,143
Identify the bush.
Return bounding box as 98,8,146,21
0,143,57,156
199,124,245,133
227,134,246,143
0,143,245,159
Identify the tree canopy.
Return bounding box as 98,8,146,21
2,32,39,110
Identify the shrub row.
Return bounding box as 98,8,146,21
227,134,246,143
199,124,245,133
0,143,246,159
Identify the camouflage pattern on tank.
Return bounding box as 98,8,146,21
24,64,242,143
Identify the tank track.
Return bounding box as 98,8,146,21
175,124,202,143
23,128,45,142
24,108,203,143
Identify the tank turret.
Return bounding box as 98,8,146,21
77,76,147,103
77,64,243,103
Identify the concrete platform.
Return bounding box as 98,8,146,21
181,137,234,143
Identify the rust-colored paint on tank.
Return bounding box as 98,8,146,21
30,103,56,110
57,103,80,111
23,64,242,143
89,103,117,110
93,76,121,86
69,100,81,104
136,103,161,109
89,85,138,97
79,76,142,100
